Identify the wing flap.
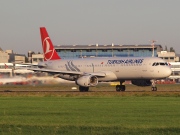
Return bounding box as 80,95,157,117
27,68,106,77
83,72,106,77
27,68,83,75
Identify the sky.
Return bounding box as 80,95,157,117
0,0,180,55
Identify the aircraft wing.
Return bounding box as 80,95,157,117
27,68,106,77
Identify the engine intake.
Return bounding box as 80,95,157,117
131,80,151,86
76,75,98,87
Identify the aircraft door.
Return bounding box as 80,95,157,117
148,62,155,78
140,62,148,78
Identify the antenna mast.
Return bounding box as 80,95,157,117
151,40,156,57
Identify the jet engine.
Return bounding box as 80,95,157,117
131,80,151,86
76,75,98,87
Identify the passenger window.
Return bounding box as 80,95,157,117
152,63,156,66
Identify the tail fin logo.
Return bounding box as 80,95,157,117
40,27,61,61
43,37,55,61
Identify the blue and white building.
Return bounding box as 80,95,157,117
54,44,163,58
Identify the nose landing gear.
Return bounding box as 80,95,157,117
151,80,157,91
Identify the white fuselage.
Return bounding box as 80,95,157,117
40,57,172,81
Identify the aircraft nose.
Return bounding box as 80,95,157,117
166,67,172,77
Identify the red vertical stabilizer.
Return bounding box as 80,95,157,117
40,27,61,61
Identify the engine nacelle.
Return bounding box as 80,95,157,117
131,80,151,86
76,75,98,87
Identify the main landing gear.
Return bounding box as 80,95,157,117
116,80,126,92
151,80,157,91
79,86,89,92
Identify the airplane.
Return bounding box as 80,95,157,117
0,76,27,85
28,27,172,92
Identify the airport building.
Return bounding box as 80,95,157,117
157,51,179,62
27,44,162,62
0,48,9,63
28,51,43,64
169,62,180,82
29,44,180,62
54,44,163,58
0,49,27,63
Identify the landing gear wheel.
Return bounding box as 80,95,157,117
121,85,126,91
151,87,157,91
116,80,126,92
151,80,157,91
116,85,121,91
116,85,126,92
79,86,89,92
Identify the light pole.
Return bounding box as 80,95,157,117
151,40,156,57
112,43,114,57
96,43,98,57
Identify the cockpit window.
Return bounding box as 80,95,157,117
152,62,168,66
160,63,165,65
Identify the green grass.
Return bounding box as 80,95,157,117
0,95,180,135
